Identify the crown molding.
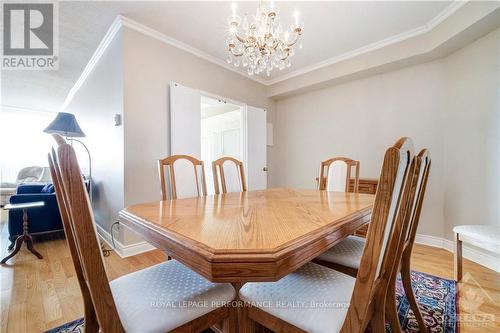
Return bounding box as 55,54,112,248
119,16,268,85
60,0,469,109
61,16,122,110
119,1,465,87
1,104,55,114
61,14,268,110
425,0,466,30
265,1,467,85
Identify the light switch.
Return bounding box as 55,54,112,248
114,114,122,126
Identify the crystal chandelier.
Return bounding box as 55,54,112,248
226,1,304,76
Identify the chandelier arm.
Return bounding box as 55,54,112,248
285,33,300,47
235,32,247,44
280,49,290,61
230,48,244,57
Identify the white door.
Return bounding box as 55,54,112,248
169,82,202,198
169,82,201,157
245,106,267,190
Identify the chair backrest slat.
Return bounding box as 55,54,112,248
404,149,431,251
319,157,360,192
341,138,414,332
48,145,89,300
212,157,247,194
385,149,432,284
50,138,124,332
48,139,100,332
158,155,207,200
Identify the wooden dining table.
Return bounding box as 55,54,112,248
119,188,375,286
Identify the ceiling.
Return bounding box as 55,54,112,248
1,1,454,112
201,95,240,119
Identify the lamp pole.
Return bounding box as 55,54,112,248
68,137,92,203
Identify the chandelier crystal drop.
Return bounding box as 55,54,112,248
226,1,304,77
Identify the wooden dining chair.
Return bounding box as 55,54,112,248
239,137,414,333
158,154,207,200
47,135,99,333
49,137,236,333
314,149,431,333
212,157,247,194
386,149,431,333
317,157,360,192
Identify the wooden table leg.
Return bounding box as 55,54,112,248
0,208,43,264
0,235,24,264
231,282,246,333
454,233,462,281
26,233,43,259
231,282,244,300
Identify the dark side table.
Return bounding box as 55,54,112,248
1,201,44,264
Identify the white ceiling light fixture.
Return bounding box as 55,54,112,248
226,1,304,77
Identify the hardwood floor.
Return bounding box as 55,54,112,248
1,211,499,332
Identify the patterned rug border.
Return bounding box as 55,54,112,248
416,270,459,333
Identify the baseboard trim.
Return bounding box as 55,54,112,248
415,233,500,273
95,223,155,258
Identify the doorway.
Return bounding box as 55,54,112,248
201,96,242,194
169,82,267,193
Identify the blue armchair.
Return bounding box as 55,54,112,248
8,183,63,248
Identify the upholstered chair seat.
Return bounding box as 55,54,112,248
453,225,500,254
316,235,365,270
240,262,355,333
110,260,235,333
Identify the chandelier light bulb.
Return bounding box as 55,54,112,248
294,10,299,26
231,3,237,19
242,15,249,30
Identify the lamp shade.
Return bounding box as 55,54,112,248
43,112,85,137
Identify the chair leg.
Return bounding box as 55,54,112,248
370,306,387,333
386,281,403,333
454,233,462,282
367,292,387,333
240,306,256,333
401,255,427,332
84,301,99,333
221,306,237,333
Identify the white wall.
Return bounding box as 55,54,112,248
272,28,499,240
443,29,499,239
122,27,274,211
65,32,125,234
64,25,274,248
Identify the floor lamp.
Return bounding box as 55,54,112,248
43,112,112,255
43,112,92,201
